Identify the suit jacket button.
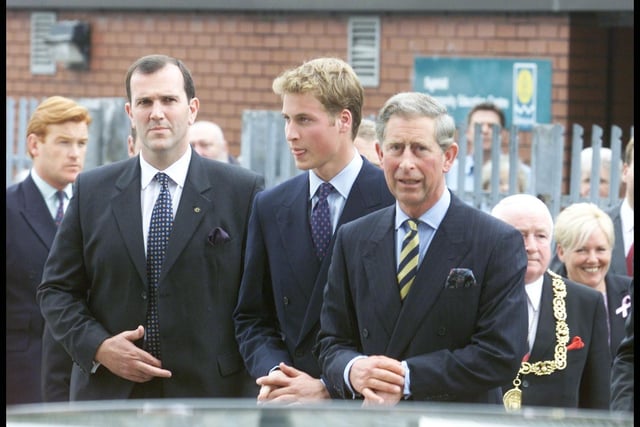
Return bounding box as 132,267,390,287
522,380,529,388
141,292,147,300
283,296,289,305
437,327,446,336
362,329,369,338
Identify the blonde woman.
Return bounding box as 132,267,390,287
554,202,632,358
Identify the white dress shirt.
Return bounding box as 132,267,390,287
30,168,72,221
140,148,191,255
524,276,544,352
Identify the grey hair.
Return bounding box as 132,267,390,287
375,92,456,151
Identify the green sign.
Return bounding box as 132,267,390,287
413,57,552,130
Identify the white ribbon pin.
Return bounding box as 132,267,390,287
615,295,632,318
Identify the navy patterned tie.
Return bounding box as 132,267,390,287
311,182,334,259
398,219,419,300
54,190,65,227
145,172,173,358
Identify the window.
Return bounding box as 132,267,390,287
348,16,380,88
30,12,56,75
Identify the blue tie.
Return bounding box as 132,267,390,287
54,191,65,227
311,183,334,259
145,172,173,358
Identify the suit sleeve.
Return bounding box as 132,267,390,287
315,225,365,399
36,176,113,374
41,325,73,402
233,192,293,378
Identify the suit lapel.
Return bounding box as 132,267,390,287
20,177,57,249
338,161,388,225
530,274,556,360
276,173,320,303
363,208,400,339
112,161,146,284
386,195,470,355
608,205,626,275
162,156,210,277
299,164,393,341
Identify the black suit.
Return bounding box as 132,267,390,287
502,272,611,409
316,192,528,403
6,175,73,404
37,153,264,400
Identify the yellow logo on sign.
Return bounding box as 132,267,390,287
516,69,534,105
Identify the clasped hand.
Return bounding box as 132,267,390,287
256,362,330,404
95,325,172,383
350,355,405,406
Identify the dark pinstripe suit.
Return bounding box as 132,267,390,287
316,191,528,403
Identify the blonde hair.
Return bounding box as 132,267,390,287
624,137,634,165
27,96,92,138
26,96,92,159
272,57,364,139
554,202,614,252
481,155,527,192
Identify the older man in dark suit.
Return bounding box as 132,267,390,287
315,92,528,405
492,194,611,409
37,54,264,400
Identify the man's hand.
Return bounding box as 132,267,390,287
94,325,172,383
350,355,404,406
256,362,330,404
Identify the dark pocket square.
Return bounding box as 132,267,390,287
208,227,231,246
446,268,476,288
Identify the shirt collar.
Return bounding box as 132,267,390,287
309,147,362,199
30,168,73,200
620,198,634,234
395,188,451,231
525,274,544,312
140,147,192,190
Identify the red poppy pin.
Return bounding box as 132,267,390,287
566,336,584,350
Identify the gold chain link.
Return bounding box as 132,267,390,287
518,270,569,375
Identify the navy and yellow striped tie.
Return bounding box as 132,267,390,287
398,219,419,300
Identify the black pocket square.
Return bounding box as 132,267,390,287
446,268,476,288
208,227,231,246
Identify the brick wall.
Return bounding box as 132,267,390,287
6,10,633,160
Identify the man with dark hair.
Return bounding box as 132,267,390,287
447,101,530,194
37,54,264,400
